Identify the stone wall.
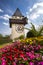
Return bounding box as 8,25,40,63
10,24,25,40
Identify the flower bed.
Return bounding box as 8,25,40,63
0,40,43,65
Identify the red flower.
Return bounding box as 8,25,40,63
14,54,18,58
2,54,6,57
6,55,12,61
20,53,24,58
14,48,19,53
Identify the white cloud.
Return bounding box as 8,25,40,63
31,3,38,10
2,29,11,36
3,22,9,26
27,15,29,18
29,8,33,12
37,2,43,7
27,2,43,20
29,2,43,12
26,2,43,31
30,13,40,20
0,9,3,12
24,29,28,37
30,9,43,20
28,19,31,23
0,14,11,21
29,4,37,12
33,23,39,30
37,9,43,14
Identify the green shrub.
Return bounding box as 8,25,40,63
27,31,35,38
14,35,24,40
39,40,43,45
0,35,12,45
18,35,24,39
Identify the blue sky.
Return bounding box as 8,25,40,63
0,0,43,36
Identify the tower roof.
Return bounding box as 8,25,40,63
9,8,28,28
12,8,24,17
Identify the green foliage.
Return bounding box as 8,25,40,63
0,60,1,65
27,31,35,38
18,35,24,39
15,35,24,40
26,23,43,38
39,40,43,45
25,61,28,65
37,26,43,36
0,34,12,45
0,34,3,37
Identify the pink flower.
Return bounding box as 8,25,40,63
1,57,7,65
42,56,43,60
31,51,34,54
38,45,41,49
29,62,34,65
26,52,35,60
38,61,43,65
20,64,24,65
0,41,43,65
40,61,43,65
13,62,16,65
26,52,32,57
35,54,40,59
30,54,35,60
2,62,6,65
23,57,28,61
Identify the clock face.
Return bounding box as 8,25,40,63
15,25,24,33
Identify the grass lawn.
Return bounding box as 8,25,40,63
0,42,12,48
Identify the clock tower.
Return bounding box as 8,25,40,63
9,8,28,40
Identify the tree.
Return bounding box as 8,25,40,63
0,34,3,38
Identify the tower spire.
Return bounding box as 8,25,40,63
12,8,24,17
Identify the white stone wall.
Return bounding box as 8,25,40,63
11,24,25,40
